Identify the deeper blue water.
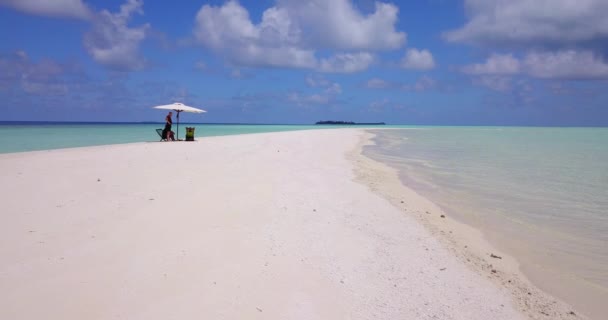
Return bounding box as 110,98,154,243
364,127,608,316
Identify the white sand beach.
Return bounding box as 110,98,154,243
0,129,583,319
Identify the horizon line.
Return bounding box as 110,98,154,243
0,121,607,128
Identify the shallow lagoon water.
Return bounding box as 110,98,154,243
364,127,608,317
0,123,327,154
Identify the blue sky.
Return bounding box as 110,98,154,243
1,0,607,125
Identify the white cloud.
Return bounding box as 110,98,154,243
317,52,374,73
524,50,608,79
463,50,608,80
0,0,91,19
366,78,390,89
0,51,70,95
305,75,341,93
444,0,608,46
0,0,150,71
83,0,149,71
194,1,316,69
193,0,404,71
288,74,342,106
277,0,405,50
401,48,435,70
462,53,520,75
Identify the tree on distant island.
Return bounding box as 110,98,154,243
315,120,385,125
316,120,355,125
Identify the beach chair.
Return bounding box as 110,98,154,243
156,129,166,141
156,129,175,141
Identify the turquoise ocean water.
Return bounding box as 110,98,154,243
0,123,330,154
364,127,608,317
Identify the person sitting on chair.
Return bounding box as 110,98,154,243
161,111,173,141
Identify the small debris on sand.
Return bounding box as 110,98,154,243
440,214,445,218
490,253,502,259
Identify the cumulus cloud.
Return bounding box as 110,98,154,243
463,50,608,79
401,48,435,70
317,52,374,73
0,0,151,71
277,0,405,50
524,50,608,79
0,50,82,96
444,0,608,47
288,74,342,106
462,53,520,75
194,1,316,69
193,0,404,72
83,0,149,71
0,0,91,19
307,75,341,93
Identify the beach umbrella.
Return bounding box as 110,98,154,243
153,102,206,140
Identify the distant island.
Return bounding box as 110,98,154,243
315,121,386,125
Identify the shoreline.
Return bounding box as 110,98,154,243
0,123,325,155
351,130,587,319
0,128,581,319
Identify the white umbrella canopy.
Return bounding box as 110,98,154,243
153,102,206,140
153,102,206,114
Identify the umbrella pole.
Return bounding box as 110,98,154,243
176,110,180,140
